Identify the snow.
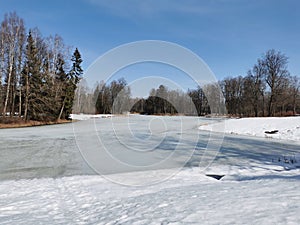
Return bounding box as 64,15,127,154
199,116,300,142
0,115,300,224
70,114,113,120
0,169,299,224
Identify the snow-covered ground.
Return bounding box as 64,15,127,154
199,116,300,142
70,114,114,120
1,168,299,225
0,115,300,224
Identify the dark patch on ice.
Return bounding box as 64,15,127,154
205,174,225,180
265,130,279,134
232,174,300,181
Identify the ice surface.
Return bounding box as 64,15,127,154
0,115,300,224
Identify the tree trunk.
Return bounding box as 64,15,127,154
292,92,297,115
0,30,5,115
57,98,65,121
11,84,16,117
3,56,14,116
24,73,29,121
267,94,273,117
262,94,265,117
18,88,22,117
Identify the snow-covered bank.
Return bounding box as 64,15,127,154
1,168,300,225
199,116,300,142
70,114,113,120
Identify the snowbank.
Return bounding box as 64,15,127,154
69,114,113,120
199,116,300,142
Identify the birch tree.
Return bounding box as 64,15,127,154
1,12,25,116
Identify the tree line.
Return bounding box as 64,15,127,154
130,85,199,115
4,11,296,119
75,49,299,117
0,12,83,122
74,79,220,116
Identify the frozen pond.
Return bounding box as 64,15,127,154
1,115,300,224
1,115,299,181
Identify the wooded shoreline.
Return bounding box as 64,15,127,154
0,119,72,129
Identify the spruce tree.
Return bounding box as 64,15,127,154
22,30,41,120
63,48,83,119
69,48,83,85
56,55,68,120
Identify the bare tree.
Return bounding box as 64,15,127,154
1,12,25,116
244,60,266,117
262,49,290,116
16,25,26,116
289,76,300,115
188,86,209,116
0,24,4,114
275,77,291,116
221,77,243,116
203,82,226,116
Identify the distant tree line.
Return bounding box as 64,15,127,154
130,85,199,115
0,12,83,122
76,49,299,117
73,78,130,114
75,79,221,116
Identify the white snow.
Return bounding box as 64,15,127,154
0,168,299,224
199,116,300,142
0,115,300,224
70,114,114,120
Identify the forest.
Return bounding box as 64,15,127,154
0,12,83,123
1,12,299,123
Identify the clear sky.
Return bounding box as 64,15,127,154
1,0,299,93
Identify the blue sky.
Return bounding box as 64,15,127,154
1,0,300,92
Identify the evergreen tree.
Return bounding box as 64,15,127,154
61,48,83,119
22,30,41,120
0,13,86,123
69,48,83,85
56,54,68,120
23,30,54,121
